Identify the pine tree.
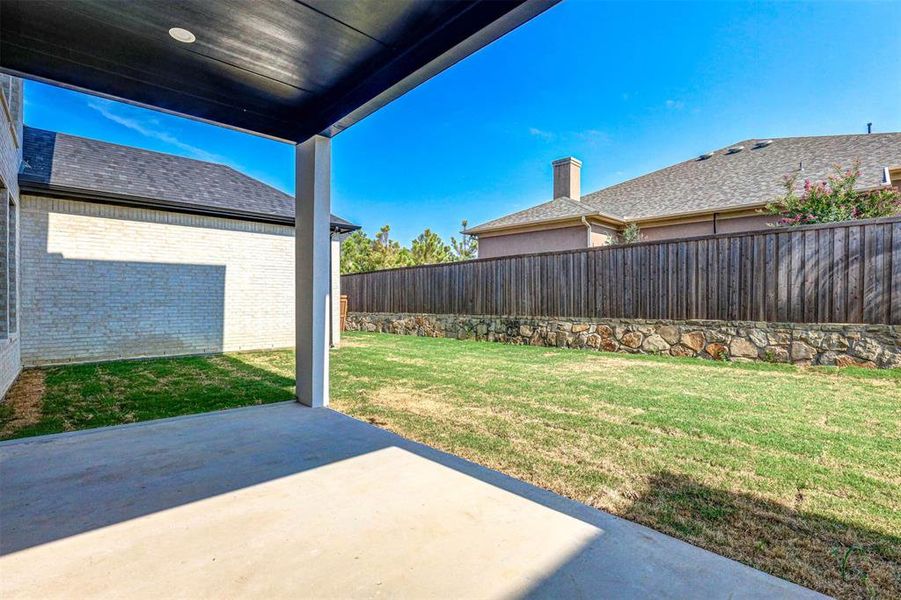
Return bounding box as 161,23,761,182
339,229,374,274
370,225,412,269
411,228,452,265
450,220,478,261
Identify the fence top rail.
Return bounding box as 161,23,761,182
342,215,901,278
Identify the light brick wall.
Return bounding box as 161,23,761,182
0,75,23,396
20,195,339,366
0,333,20,396
0,76,22,201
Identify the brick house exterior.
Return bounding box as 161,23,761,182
0,75,23,396
19,197,299,365
0,75,358,392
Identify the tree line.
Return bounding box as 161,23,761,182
340,220,478,274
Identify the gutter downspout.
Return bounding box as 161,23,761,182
581,216,592,247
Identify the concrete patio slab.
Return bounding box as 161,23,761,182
0,403,822,599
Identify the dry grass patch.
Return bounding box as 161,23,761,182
0,370,47,438
338,336,375,349
382,355,431,367
366,386,449,416
0,352,295,441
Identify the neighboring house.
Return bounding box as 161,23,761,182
467,134,901,258
0,72,359,395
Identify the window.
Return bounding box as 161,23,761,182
0,75,22,156
0,75,20,125
8,192,16,335
0,187,7,339
0,186,15,339
890,168,901,193
0,76,11,109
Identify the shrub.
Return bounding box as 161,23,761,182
766,162,901,227
609,222,642,245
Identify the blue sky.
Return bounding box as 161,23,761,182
23,0,901,245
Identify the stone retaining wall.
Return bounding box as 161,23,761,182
346,312,901,369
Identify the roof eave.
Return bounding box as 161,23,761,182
466,211,624,236
331,221,362,234
18,178,358,231
621,178,896,223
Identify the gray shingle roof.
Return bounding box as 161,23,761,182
467,133,901,234
469,197,596,232
19,126,358,231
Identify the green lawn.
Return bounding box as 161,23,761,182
2,332,899,599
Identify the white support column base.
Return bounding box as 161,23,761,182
295,135,331,407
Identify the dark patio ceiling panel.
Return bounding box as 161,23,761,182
0,0,557,142
301,0,450,48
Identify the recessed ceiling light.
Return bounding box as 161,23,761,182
168,27,196,43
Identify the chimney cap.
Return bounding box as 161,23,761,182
552,156,582,167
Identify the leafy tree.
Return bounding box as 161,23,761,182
766,162,901,226
411,228,452,265
450,220,478,261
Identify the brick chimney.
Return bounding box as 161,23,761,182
552,157,581,199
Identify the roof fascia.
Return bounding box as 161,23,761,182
19,179,354,232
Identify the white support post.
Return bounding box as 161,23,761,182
296,135,331,407
330,237,341,348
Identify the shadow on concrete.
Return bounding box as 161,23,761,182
523,471,899,599
0,404,823,597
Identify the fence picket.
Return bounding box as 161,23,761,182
341,217,901,325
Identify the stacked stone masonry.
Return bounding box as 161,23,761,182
346,312,901,369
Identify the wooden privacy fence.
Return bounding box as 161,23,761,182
342,217,901,325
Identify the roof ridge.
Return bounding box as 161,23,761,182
23,124,231,170
581,131,901,201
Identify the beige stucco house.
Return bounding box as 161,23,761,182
467,134,901,258
0,74,358,396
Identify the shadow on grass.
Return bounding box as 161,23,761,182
522,471,898,599
614,472,898,599
0,352,295,441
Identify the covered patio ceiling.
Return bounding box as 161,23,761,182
1,0,560,408
0,0,557,142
